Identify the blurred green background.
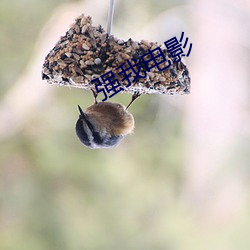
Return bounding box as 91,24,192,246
1,0,250,250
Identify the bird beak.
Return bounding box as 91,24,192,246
77,105,86,119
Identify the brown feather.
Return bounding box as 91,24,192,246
85,102,134,135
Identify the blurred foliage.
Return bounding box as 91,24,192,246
1,1,250,250
0,0,72,98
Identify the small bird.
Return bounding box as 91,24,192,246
75,91,140,149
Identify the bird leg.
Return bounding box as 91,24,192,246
126,92,141,110
90,89,98,104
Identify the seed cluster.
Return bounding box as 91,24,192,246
42,14,190,95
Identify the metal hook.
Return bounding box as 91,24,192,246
107,0,115,35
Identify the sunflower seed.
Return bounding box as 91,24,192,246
82,43,90,50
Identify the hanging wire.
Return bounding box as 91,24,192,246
107,0,115,34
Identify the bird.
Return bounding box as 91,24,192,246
75,91,140,149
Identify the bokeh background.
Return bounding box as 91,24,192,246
1,0,250,249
